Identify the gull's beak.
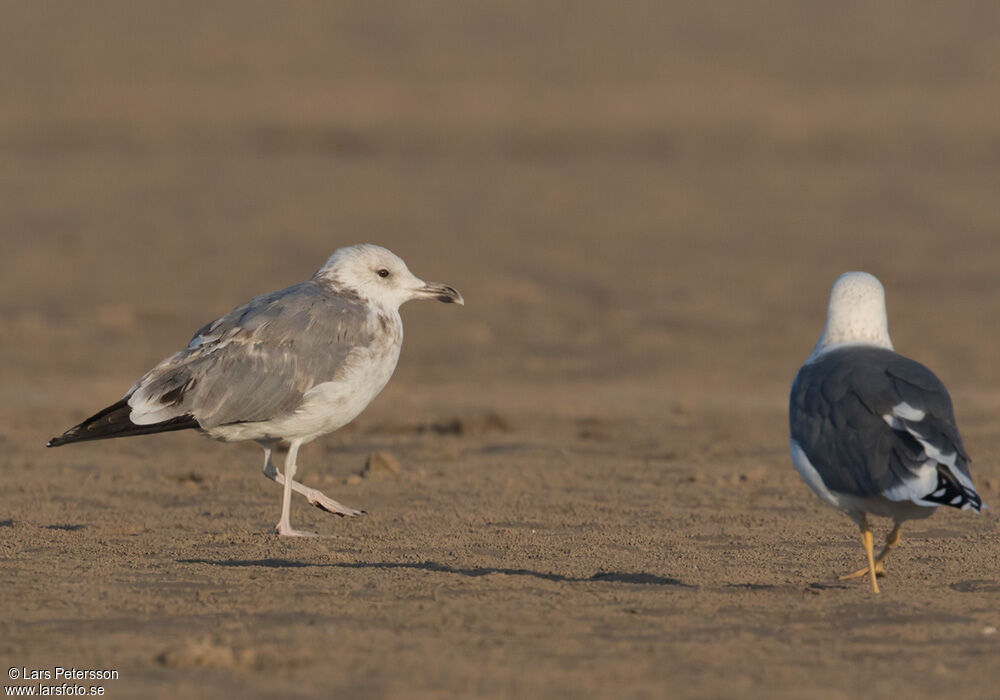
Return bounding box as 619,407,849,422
414,281,464,305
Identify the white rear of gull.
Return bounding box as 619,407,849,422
789,272,983,593
48,244,463,537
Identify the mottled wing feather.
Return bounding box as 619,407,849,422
128,281,373,428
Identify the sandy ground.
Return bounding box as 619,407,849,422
2,2,1000,698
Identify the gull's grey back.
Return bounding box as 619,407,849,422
128,280,374,429
789,345,968,498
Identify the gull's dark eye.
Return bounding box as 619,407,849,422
377,268,390,278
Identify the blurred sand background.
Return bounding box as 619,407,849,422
2,2,1000,698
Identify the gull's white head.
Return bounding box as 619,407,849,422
314,244,463,310
811,271,893,359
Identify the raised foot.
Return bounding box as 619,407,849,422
839,562,886,581
307,493,365,517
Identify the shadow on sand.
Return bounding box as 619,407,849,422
178,557,694,588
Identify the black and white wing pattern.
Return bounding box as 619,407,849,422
790,345,982,511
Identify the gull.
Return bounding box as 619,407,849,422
48,244,463,536
789,272,983,593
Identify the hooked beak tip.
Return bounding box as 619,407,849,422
418,282,464,305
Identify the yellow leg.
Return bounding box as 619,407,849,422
849,516,880,593
839,523,902,581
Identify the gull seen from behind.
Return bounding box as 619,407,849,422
789,272,983,593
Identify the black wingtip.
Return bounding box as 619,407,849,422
47,434,74,448
46,398,199,448
47,431,86,448
921,471,983,513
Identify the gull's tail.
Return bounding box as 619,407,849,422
47,398,199,447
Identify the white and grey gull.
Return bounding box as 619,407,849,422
48,244,463,536
789,271,983,593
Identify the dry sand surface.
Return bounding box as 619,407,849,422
2,2,1000,698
